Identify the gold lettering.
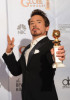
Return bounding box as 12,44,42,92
21,0,29,7
32,0,36,4
29,0,42,4
37,0,42,4
21,0,43,7
29,0,32,4
46,0,50,10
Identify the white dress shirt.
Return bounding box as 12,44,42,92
25,36,47,65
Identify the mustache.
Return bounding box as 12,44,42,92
32,27,40,30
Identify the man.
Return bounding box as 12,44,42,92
2,9,65,100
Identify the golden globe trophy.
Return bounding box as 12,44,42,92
52,30,65,68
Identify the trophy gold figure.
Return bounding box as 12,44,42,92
52,30,65,68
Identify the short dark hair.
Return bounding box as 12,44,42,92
28,9,50,27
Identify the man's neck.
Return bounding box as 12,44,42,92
32,35,46,40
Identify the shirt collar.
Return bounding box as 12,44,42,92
31,35,47,46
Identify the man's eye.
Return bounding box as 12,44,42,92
38,22,41,23
30,23,34,25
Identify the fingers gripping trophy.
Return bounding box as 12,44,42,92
52,30,65,68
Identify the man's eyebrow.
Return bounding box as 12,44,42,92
30,21,34,22
36,20,42,21
30,20,42,22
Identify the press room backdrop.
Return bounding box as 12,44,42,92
0,0,70,100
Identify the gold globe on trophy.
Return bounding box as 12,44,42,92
52,30,65,68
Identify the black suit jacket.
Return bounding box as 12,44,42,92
2,37,58,100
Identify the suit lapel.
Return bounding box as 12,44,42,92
23,44,30,53
27,42,41,66
22,44,30,66
27,37,50,66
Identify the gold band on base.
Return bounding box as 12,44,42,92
52,62,65,68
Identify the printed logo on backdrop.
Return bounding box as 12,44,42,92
62,77,70,88
16,78,22,91
19,46,26,54
58,24,70,33
17,24,26,34
21,0,50,10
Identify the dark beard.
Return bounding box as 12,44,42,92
32,31,42,36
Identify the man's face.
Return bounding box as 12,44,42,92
29,15,49,37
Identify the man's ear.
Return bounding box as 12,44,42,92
46,26,49,31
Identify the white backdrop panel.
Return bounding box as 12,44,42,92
0,0,9,100
0,0,70,100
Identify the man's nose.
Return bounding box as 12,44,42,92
33,23,37,27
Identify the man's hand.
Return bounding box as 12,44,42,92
6,35,15,53
51,46,65,61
